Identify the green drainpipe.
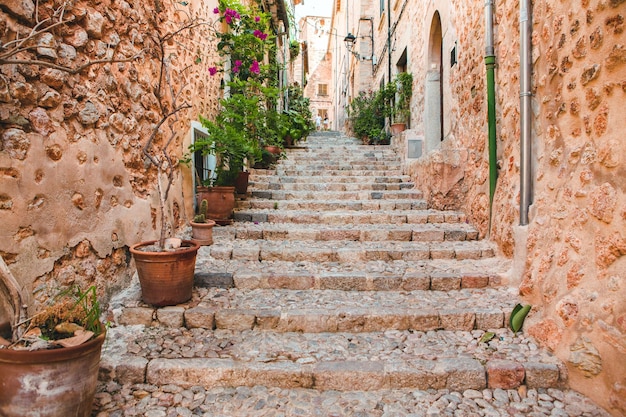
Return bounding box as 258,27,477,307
484,0,497,234
486,54,497,229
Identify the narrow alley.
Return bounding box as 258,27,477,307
95,132,610,416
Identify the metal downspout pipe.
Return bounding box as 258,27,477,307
484,0,497,233
520,0,532,225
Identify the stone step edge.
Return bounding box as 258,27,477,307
232,209,466,222
225,269,501,291
117,305,509,333
236,200,429,211
206,242,496,262
101,355,563,393
212,228,479,243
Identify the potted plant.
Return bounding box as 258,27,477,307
0,257,105,417
190,199,216,246
189,108,261,223
348,90,386,144
279,84,314,147
386,72,413,134
189,1,279,219
128,11,203,307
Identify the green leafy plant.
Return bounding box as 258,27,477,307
289,40,301,62
384,72,413,124
510,303,532,333
347,90,386,144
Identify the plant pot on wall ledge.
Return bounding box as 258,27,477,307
0,329,106,417
390,122,406,135
130,239,200,307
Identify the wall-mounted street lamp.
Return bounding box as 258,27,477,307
344,32,357,53
343,29,376,71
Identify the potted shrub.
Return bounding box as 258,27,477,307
189,109,261,223
190,199,216,246
0,257,105,417
279,84,314,147
385,72,413,134
348,90,386,144
128,8,205,307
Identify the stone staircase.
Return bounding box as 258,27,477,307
96,133,610,416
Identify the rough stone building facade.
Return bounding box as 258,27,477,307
0,0,220,321
299,15,334,126
333,0,626,414
0,0,292,330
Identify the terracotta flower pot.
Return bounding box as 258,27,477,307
130,240,200,307
234,171,250,196
195,186,236,222
0,329,106,417
390,122,406,135
190,219,216,246
264,145,282,155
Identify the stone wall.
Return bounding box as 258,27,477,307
392,0,625,413
518,0,626,413
0,0,220,317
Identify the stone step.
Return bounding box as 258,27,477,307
278,164,403,170
285,152,401,160
249,181,415,192
249,174,412,184
191,257,508,291
100,325,565,393
115,287,516,333
273,169,406,176
280,157,401,165
212,222,479,243
249,189,423,201
236,199,428,211
233,208,467,225
203,239,496,262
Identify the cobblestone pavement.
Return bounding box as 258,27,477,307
93,384,610,417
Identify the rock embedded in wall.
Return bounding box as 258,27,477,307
569,336,603,377
589,182,617,223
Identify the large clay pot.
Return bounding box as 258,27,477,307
190,219,216,246
196,186,236,221
130,240,200,307
234,171,250,196
0,329,106,417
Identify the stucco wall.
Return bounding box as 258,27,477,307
390,0,625,414
0,0,220,316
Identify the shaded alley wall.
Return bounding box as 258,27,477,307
391,0,625,413
0,0,220,316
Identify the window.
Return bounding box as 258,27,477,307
318,83,328,96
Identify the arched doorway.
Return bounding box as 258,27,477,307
425,11,443,151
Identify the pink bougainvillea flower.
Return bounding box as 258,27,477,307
253,30,268,41
208,67,218,76
255,16,260,22
213,7,219,14
225,15,232,24
250,60,260,74
234,60,242,68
